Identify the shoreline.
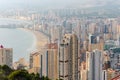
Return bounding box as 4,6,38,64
19,28,48,52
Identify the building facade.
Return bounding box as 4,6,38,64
0,46,13,68
109,47,120,70
86,50,102,80
47,43,59,80
29,51,41,74
59,34,80,80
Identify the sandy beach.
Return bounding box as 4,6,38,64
19,28,48,52
32,30,48,51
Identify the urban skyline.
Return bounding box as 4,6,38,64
0,0,120,80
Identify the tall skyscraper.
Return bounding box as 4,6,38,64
86,50,102,80
0,45,13,68
47,43,59,80
59,34,80,80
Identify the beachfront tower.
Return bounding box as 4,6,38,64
59,34,80,80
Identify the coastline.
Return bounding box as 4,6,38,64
19,28,48,52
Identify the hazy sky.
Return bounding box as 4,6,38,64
0,0,87,5
0,0,119,9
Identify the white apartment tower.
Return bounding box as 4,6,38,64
86,50,102,80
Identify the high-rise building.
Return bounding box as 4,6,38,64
59,34,80,80
88,34,104,51
47,43,59,80
89,34,97,44
80,62,87,80
29,50,48,76
86,50,102,80
0,45,13,68
29,43,59,80
29,51,41,74
40,50,48,77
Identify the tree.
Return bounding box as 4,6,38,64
0,65,50,80
2,65,13,76
40,76,50,80
29,73,40,80
8,70,30,80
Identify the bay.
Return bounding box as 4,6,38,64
0,28,36,62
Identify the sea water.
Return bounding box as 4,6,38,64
0,28,36,62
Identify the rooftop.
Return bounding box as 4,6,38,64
47,43,58,49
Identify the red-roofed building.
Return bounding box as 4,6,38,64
111,75,120,80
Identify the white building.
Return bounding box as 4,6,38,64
86,50,102,80
0,45,13,68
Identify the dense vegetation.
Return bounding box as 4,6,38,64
0,65,50,80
